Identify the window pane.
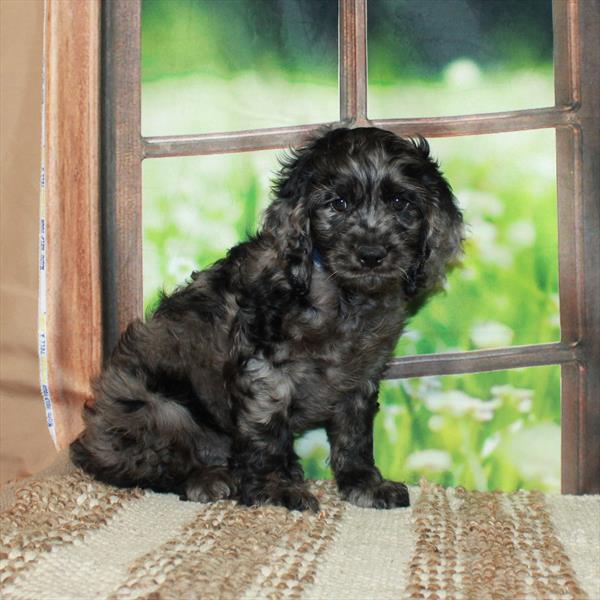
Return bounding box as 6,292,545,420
297,366,561,493
144,130,559,349
395,129,559,356
144,147,561,493
141,0,338,136
143,151,278,310
368,0,554,118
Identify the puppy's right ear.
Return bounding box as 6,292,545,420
262,146,315,295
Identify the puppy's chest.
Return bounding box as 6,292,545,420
283,279,404,383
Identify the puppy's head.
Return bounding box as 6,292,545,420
263,126,463,299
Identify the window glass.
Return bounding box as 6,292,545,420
143,151,278,310
142,0,339,135
395,129,559,356
143,129,560,351
368,0,554,118
143,136,561,493
141,0,562,497
297,366,561,492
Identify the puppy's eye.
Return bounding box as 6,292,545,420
330,197,348,212
390,194,411,212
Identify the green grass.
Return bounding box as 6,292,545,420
141,65,560,492
298,367,560,492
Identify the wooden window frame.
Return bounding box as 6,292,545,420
43,0,599,493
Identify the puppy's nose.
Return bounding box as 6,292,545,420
357,245,387,268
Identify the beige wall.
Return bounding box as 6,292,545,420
1,0,57,485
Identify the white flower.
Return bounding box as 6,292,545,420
474,398,502,421
172,203,205,233
402,376,439,399
518,398,532,413
470,321,514,349
143,246,163,301
167,256,197,282
481,433,501,458
529,153,556,179
443,59,482,87
507,220,536,248
461,266,476,281
503,423,560,491
474,407,495,421
402,329,421,342
295,429,329,457
457,189,504,218
424,390,500,421
491,385,534,413
425,390,481,416
428,415,445,432
541,473,561,490
381,405,403,442
406,449,452,473
508,419,524,434
471,218,496,245
414,377,442,398
470,218,513,267
481,244,513,267
491,384,531,399
548,294,561,329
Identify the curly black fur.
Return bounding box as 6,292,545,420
71,127,463,511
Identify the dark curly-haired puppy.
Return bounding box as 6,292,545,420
71,126,463,511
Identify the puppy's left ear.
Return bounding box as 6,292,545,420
262,146,314,295
407,138,464,300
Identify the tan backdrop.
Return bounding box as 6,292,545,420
1,0,57,485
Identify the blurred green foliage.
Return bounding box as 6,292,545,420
142,0,552,82
300,367,561,492
368,0,553,81
141,0,560,491
142,0,338,82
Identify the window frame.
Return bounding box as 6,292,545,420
44,0,599,493
41,0,102,445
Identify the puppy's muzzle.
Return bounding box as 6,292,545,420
357,245,387,269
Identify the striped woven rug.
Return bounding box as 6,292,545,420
1,459,598,599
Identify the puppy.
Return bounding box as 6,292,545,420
71,126,463,511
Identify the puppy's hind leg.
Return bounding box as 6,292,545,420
72,366,234,500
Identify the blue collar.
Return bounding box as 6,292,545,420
312,247,324,268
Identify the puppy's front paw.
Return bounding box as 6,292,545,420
340,479,410,509
183,466,238,503
241,480,320,512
